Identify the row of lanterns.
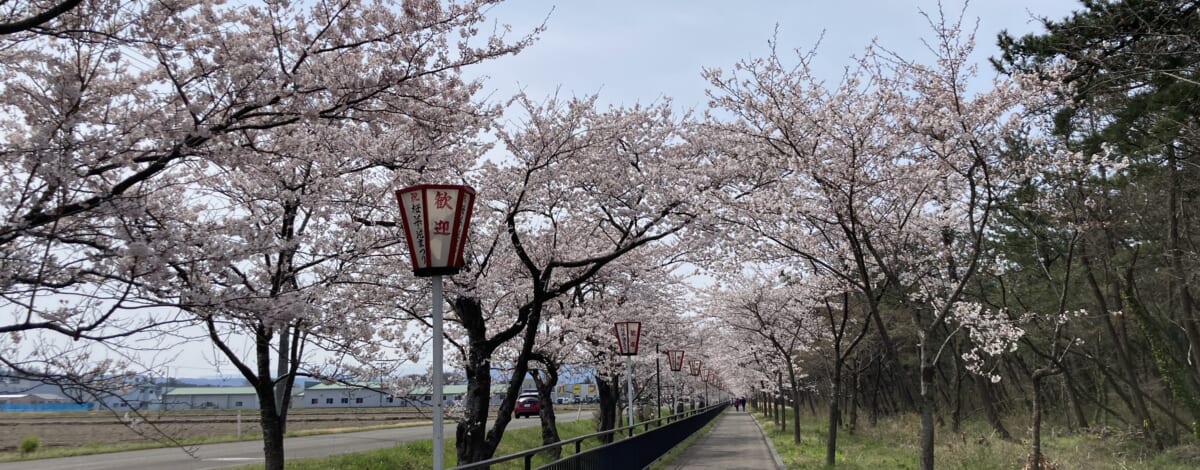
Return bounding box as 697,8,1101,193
615,321,718,380
394,184,722,469
614,320,723,427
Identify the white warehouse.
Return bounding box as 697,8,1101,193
162,387,260,410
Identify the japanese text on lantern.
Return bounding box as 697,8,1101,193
433,220,450,235
435,191,452,209
407,192,427,263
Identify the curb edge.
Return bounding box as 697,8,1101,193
749,412,786,470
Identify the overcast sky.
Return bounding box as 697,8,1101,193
467,0,1082,111
159,0,1085,379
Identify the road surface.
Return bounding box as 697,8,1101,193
1,411,589,470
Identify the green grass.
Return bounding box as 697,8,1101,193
277,418,603,470
751,409,1200,469
0,421,432,463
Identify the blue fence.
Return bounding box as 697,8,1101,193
0,403,93,412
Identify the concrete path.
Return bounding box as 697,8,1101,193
0,412,587,470
669,411,783,470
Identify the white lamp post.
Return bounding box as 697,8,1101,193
614,321,642,432
395,184,476,470
689,359,701,410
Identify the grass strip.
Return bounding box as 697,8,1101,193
276,418,600,470
0,421,433,463
750,409,1200,469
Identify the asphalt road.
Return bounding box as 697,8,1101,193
1,410,589,470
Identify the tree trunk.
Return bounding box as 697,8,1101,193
275,328,290,434
773,390,780,426
259,402,286,470
456,347,497,463
777,371,787,434
1030,374,1044,470
869,359,881,426
1082,241,1161,444
869,306,917,410
454,295,543,465
597,375,618,443
918,338,935,470
949,338,964,434
254,327,285,470
975,375,1013,440
1167,143,1200,381
1061,365,1090,429
531,367,561,461
1028,368,1060,470
826,357,842,466
848,367,859,435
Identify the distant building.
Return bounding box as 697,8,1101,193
95,383,167,411
163,386,260,410
551,383,599,402
303,383,403,408
300,383,514,408
0,393,70,405
0,374,65,397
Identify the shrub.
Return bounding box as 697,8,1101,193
19,435,39,456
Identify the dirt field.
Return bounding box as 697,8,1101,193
0,408,436,452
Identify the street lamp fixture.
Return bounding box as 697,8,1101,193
665,350,685,416
613,321,641,431
666,350,685,372
395,184,476,470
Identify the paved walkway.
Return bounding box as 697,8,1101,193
669,411,782,470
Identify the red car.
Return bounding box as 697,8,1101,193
514,394,540,418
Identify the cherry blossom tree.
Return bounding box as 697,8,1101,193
0,0,83,34
511,244,692,458
707,275,821,444
2,0,535,468
443,94,709,464
703,11,1049,469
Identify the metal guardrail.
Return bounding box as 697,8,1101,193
450,403,728,470
538,403,727,470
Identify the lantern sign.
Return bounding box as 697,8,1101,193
689,359,701,376
613,321,642,356
666,350,686,372
395,184,476,277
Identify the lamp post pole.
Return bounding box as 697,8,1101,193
432,275,445,470
394,184,476,470
626,355,634,434
655,344,661,422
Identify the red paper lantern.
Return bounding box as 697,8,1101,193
666,350,686,372
613,321,642,356
395,184,476,277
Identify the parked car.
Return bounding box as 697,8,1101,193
572,396,581,404
514,394,540,418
